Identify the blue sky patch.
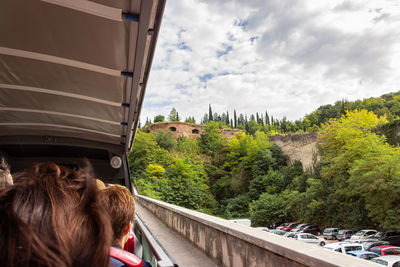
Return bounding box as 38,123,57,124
217,45,232,57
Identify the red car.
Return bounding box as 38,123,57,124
370,246,400,256
281,222,299,232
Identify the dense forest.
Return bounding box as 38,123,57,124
130,92,400,231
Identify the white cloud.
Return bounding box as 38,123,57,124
142,0,400,123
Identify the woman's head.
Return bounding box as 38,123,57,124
0,162,112,267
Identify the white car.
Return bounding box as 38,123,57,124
255,227,269,232
293,233,326,246
283,232,296,238
229,219,251,227
350,230,377,240
371,255,400,267
324,242,364,254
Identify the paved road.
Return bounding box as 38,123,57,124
135,202,218,267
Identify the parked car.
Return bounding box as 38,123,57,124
370,246,400,256
283,232,296,238
229,219,251,227
346,250,379,260
293,233,325,246
270,230,286,236
337,229,355,241
363,240,390,251
324,242,364,254
269,222,283,229
281,222,299,232
255,227,269,232
323,228,340,240
290,223,310,232
371,256,400,266
351,230,377,240
276,223,290,230
373,231,400,246
300,224,321,236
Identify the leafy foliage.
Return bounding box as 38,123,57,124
132,96,400,231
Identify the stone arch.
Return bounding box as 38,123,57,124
169,126,177,132
192,129,199,134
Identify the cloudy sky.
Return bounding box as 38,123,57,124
141,0,400,123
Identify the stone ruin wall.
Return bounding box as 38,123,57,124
146,122,239,140
147,122,319,170
268,132,319,171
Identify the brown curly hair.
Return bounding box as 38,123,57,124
0,162,112,267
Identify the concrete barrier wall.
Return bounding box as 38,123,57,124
135,194,379,267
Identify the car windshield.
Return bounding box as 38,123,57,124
355,231,365,236
371,259,388,265
345,246,362,252
280,223,289,227
374,232,384,238
338,230,345,234
324,229,332,233
370,247,382,254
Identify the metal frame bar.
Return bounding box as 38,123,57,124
40,0,123,21
125,0,166,151
134,214,177,267
0,47,121,77
0,107,120,125
0,123,120,138
0,84,121,107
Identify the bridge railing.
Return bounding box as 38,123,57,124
135,193,379,267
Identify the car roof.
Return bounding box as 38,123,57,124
0,0,166,152
325,242,362,248
374,255,400,262
347,250,378,255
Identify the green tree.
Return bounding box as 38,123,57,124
199,122,226,156
162,158,216,212
155,130,176,151
168,107,180,122
250,193,287,227
209,104,213,121
154,114,165,123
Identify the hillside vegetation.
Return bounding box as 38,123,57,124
131,92,400,231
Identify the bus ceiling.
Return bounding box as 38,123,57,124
0,0,166,152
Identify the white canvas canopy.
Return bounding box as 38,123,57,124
0,0,165,152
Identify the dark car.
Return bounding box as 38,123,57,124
364,241,390,251
300,224,321,236
373,231,400,246
337,229,355,241
269,222,283,229
323,228,340,240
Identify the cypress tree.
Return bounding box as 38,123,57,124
209,104,213,121
234,110,237,128
265,110,270,125
226,111,230,125
230,118,233,128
